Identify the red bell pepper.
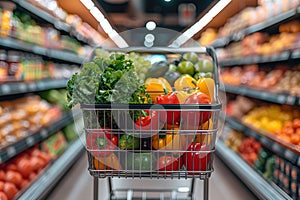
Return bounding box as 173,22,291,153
182,92,211,128
134,110,160,132
156,92,181,125
157,155,183,173
86,128,118,157
183,142,211,173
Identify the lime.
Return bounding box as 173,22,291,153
183,52,199,64
177,61,195,76
195,60,213,72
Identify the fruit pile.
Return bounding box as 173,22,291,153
0,147,52,200
217,20,300,60
221,65,300,96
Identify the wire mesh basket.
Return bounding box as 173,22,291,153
75,46,222,200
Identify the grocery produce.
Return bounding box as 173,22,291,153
0,147,51,199
126,52,151,82
177,61,195,76
163,71,181,86
174,75,197,91
183,142,211,173
126,153,156,171
93,153,123,170
157,156,183,172
134,110,161,132
156,92,180,124
119,134,139,150
41,131,67,158
196,78,215,101
152,130,186,153
275,118,300,145
182,52,199,64
224,130,245,152
238,137,261,165
146,61,169,79
182,92,212,128
86,128,118,157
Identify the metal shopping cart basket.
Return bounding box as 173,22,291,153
78,46,222,200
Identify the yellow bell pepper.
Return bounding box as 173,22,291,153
93,153,123,170
195,119,213,145
196,78,215,101
145,77,172,103
174,75,197,92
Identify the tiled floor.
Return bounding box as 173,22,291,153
47,154,257,200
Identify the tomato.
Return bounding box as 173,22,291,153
0,181,4,191
30,157,44,172
37,152,51,165
3,182,18,200
0,170,5,181
5,164,17,171
5,171,22,187
29,172,37,181
15,158,32,178
19,179,29,189
0,191,8,200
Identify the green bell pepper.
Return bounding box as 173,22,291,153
126,153,156,171
119,134,140,150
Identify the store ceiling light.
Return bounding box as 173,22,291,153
90,7,105,22
146,21,156,31
100,19,113,33
170,0,232,47
164,0,172,2
80,0,94,10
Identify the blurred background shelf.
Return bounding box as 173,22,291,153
0,112,74,164
216,140,292,200
222,85,299,105
0,79,67,97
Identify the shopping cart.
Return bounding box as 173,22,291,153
79,46,222,200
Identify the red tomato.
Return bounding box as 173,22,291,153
3,182,18,200
5,171,22,187
0,191,8,200
0,171,5,181
19,179,29,189
0,181,4,191
5,164,17,171
30,157,44,172
29,172,37,181
15,158,32,178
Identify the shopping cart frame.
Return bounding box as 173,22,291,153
79,46,222,200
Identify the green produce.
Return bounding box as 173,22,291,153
254,159,265,172
63,123,78,142
264,156,275,180
195,60,213,73
163,71,181,85
126,153,156,171
168,64,177,72
146,61,169,78
119,134,140,150
183,52,199,64
177,61,195,76
126,52,151,82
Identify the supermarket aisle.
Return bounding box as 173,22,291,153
47,153,256,200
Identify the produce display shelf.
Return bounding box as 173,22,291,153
0,37,84,64
218,50,293,66
224,116,300,168
16,138,84,200
12,0,94,46
222,85,299,105
0,112,73,164
216,140,292,200
212,7,300,48
0,79,67,97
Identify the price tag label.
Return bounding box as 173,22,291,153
7,147,16,157
40,129,48,138
1,84,11,95
272,143,281,153
26,137,35,146
260,136,269,146
277,95,286,104
286,96,296,105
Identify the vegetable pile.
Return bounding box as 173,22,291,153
66,49,217,175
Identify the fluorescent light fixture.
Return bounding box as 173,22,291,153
165,0,171,2
108,29,118,38
80,0,94,10
146,21,156,31
90,7,105,22
171,0,231,47
177,187,190,193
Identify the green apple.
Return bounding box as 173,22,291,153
177,61,195,76
182,52,199,64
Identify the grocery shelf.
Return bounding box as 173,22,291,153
0,79,67,97
16,138,84,200
0,37,84,64
212,7,300,48
222,85,299,105
12,0,94,46
224,116,300,168
216,140,292,200
218,51,291,66
0,112,73,164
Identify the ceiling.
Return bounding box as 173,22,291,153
57,0,258,44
